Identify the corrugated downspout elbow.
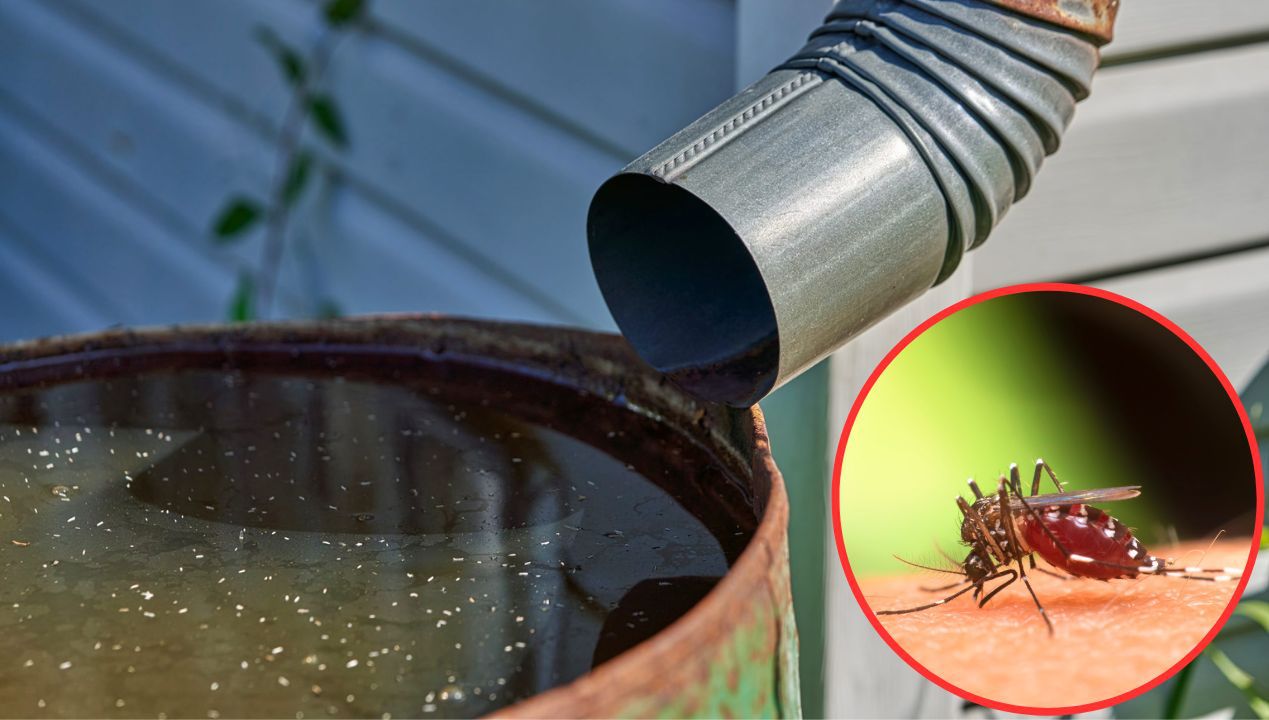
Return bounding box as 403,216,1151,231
587,0,1118,406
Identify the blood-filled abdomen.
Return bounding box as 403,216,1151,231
1020,503,1152,580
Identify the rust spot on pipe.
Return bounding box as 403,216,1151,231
984,0,1120,44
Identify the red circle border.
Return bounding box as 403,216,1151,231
829,282,1266,716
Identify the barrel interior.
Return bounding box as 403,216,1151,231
0,320,767,718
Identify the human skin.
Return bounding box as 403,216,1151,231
857,537,1253,709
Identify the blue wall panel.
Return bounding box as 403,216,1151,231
0,0,737,341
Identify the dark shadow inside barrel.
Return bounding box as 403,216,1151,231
588,174,779,407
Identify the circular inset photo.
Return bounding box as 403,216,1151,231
833,284,1263,714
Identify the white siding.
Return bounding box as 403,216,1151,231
1106,0,1269,60
973,44,1269,288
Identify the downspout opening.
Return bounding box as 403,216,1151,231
588,173,779,407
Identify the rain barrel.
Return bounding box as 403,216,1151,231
0,317,799,718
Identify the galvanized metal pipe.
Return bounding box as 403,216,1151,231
588,0,1118,406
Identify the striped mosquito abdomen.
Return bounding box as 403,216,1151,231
1019,503,1152,580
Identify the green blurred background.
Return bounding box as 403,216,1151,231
839,290,1257,579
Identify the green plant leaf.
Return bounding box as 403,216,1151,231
307,95,348,148
255,27,307,86
1261,529,1267,550
1207,647,1269,720
282,152,313,208
324,0,366,26
229,272,255,322
1236,601,1269,633
212,197,263,240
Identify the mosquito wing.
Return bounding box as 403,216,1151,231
1009,486,1141,509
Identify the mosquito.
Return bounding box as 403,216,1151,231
875,459,1243,634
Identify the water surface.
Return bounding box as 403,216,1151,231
0,366,752,718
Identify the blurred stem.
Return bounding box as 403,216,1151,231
258,31,342,318
1162,658,1195,719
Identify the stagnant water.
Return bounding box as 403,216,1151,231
0,364,754,718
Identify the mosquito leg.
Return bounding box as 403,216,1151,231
1025,461,1041,496
1000,470,1041,569
976,569,1017,607
876,570,1015,616
1036,459,1065,493
1158,573,1238,582
1149,557,1242,582
1006,469,1044,571
1008,466,1038,575
1017,560,1055,635
998,480,1056,634
1148,533,1241,580
970,480,1018,605
996,477,1022,566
